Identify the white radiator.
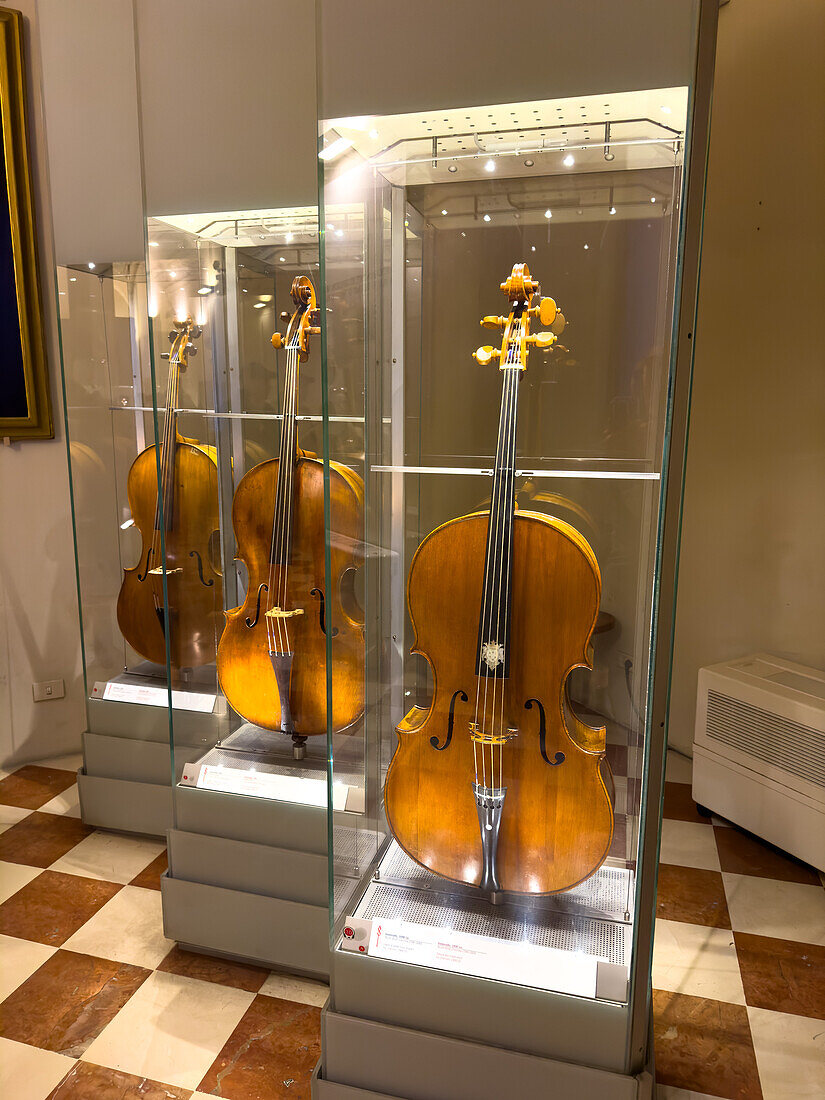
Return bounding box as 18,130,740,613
692,653,825,871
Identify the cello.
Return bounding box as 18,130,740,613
117,317,222,669
216,276,364,757
384,264,613,897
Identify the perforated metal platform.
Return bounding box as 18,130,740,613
376,841,634,923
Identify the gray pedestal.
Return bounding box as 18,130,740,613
312,1008,653,1100
161,783,331,977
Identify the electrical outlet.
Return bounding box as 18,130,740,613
32,679,65,702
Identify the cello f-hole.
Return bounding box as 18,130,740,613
189,549,214,588
137,547,153,582
525,697,565,767
245,583,268,627
310,587,339,637
430,689,468,750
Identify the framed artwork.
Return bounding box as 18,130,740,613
0,7,52,441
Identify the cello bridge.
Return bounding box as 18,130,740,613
265,606,305,620
147,567,182,576
469,721,517,746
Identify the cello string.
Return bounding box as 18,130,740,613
280,340,300,653
499,314,521,792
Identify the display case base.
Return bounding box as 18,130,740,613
161,784,331,977
77,728,184,836
311,1009,653,1100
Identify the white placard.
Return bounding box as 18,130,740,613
367,918,600,998
192,763,348,809
95,680,216,713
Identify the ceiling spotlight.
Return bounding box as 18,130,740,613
242,288,248,293
650,196,656,203
584,244,590,250
563,153,575,168
531,245,536,252
441,209,448,216
448,164,458,173
483,213,491,222
69,276,77,282
368,128,379,140
523,158,534,167
149,241,159,248
169,270,177,279
544,209,553,220
197,286,211,295
253,302,265,309
279,256,286,262
326,223,335,230
609,206,617,215
87,261,96,270
285,232,293,243
484,159,496,173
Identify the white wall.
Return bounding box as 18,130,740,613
0,0,87,767
668,0,825,754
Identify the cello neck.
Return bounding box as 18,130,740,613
156,358,181,534
475,306,524,678
270,340,300,565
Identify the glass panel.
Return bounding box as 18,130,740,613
142,210,334,804
322,88,688,1001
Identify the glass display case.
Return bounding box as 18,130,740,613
314,0,716,1081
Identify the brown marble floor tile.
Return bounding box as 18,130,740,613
656,863,731,928
198,994,321,1099
129,850,168,891
157,944,269,993
663,781,711,824
0,765,76,810
715,825,821,885
653,989,762,1099
0,811,94,868
0,948,150,1055
734,931,825,1019
0,870,121,945
46,1061,192,1099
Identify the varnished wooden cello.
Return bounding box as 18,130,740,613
216,276,364,757
117,318,222,669
385,265,613,896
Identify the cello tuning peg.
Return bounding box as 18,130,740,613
167,330,178,341
309,326,321,336
185,342,198,356
280,311,290,321
473,345,500,366
529,297,557,326
160,352,170,360
550,310,566,336
271,332,284,349
190,326,202,339
480,315,506,331
528,332,556,351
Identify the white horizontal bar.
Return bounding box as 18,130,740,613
371,464,660,481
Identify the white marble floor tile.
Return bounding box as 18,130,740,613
748,1006,825,1099
652,918,744,1004
658,819,720,871
32,752,83,773
0,804,31,832
259,971,330,1007
49,830,164,883
723,873,825,945
63,884,171,968
665,750,693,784
39,784,80,818
0,934,56,1001
0,860,41,904
0,1037,73,1100
82,970,254,1090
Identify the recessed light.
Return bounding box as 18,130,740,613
448,164,458,173
584,244,589,250
326,223,335,230
87,261,95,270
484,159,496,173
523,158,534,167
483,213,491,222
650,196,656,203
563,154,575,168
149,241,159,248
169,271,177,278
335,229,344,238
660,105,672,114
544,209,552,219
609,206,617,215
531,245,536,252
441,209,448,216
279,256,286,262
197,286,211,295
285,232,293,243
253,302,265,309
69,276,77,282
369,128,379,139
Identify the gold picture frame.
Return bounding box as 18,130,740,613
0,7,52,441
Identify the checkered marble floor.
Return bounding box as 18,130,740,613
0,752,823,1099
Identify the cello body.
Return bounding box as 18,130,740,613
217,452,364,735
384,264,613,896
116,319,222,670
